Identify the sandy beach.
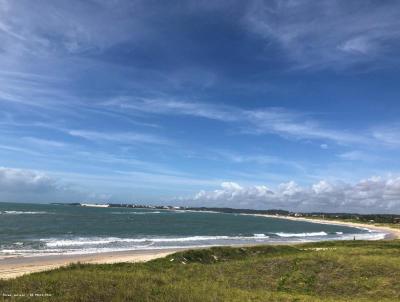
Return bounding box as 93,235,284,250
0,249,179,280
1,215,398,280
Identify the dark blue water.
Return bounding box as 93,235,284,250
0,203,384,257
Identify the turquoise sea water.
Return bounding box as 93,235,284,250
0,203,385,257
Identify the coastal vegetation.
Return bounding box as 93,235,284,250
1,240,400,301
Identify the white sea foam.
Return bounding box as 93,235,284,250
31,231,389,250
111,211,162,215
1,230,388,258
274,231,328,237
41,235,272,247
1,211,48,215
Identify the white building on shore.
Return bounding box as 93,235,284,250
80,203,110,208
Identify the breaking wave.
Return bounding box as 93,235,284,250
0,211,48,215
41,234,272,248
0,229,387,258
274,231,328,237
110,211,162,215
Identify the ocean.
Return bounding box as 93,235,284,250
0,202,385,258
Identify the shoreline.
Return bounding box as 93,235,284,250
1,214,398,280
256,214,400,240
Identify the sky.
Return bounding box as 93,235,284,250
1,0,400,213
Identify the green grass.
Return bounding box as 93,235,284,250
1,240,400,301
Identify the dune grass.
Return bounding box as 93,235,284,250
1,240,400,301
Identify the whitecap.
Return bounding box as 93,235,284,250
1,211,48,215
40,234,275,248
110,211,161,215
274,231,328,237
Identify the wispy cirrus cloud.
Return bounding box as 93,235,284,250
0,0,141,57
371,124,400,148
106,97,370,145
206,149,305,171
0,144,42,156
67,129,172,145
22,137,67,148
338,150,381,162
242,108,367,144
105,97,239,122
217,152,283,165
244,0,400,70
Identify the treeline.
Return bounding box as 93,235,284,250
301,212,400,224
54,203,400,224
184,207,290,216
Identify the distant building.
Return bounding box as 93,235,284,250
80,203,110,208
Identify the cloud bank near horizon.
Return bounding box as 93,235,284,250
189,177,400,214
0,167,83,203
2,166,399,214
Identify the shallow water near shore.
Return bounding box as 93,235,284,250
0,202,385,258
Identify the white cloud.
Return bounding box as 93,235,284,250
194,181,273,207
278,181,303,196
0,167,85,203
339,36,374,55
312,180,334,194
0,167,57,193
190,177,400,213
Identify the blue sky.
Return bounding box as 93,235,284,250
1,0,400,212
